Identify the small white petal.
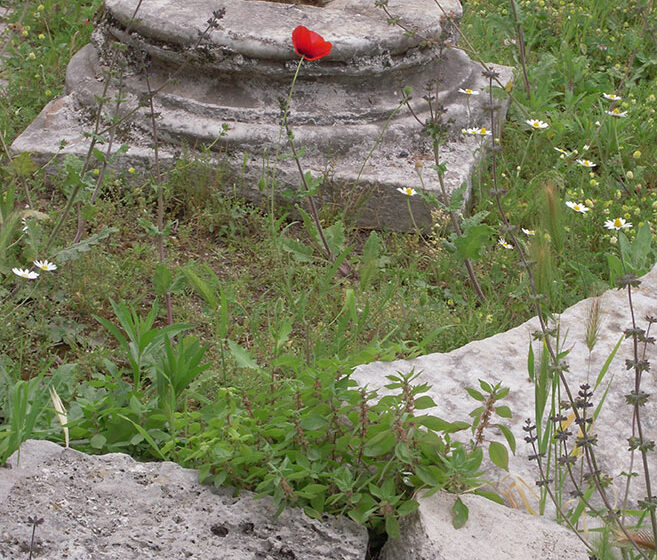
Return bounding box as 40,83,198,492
12,267,39,279
526,119,549,129
396,187,417,197
34,259,57,271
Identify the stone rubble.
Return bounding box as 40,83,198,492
0,439,368,560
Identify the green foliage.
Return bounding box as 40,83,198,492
178,367,492,537
95,300,192,391
0,366,49,464
607,222,655,286
53,226,118,264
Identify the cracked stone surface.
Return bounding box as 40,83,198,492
0,440,368,560
381,491,589,560
354,265,657,513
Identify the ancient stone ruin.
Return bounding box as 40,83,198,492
0,440,588,559
11,0,512,230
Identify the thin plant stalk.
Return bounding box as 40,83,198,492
508,0,531,97
482,67,652,558
281,57,334,263
145,68,174,326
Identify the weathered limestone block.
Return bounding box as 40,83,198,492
354,266,657,513
381,491,589,560
0,439,368,560
11,0,512,230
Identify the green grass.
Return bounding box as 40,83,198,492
1,0,656,553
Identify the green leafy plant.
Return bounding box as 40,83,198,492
95,300,192,391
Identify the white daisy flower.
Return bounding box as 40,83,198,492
565,201,589,214
521,228,535,236
526,119,549,129
12,268,39,280
606,107,627,118
498,238,513,249
553,147,570,157
602,93,622,101
458,88,480,95
397,187,417,197
576,159,596,168
604,217,632,230
463,127,492,136
34,259,57,271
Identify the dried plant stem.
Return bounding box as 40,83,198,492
625,285,657,543
508,0,531,97
524,422,594,553
145,70,174,326
483,66,652,558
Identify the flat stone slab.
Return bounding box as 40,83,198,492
0,440,368,560
354,266,657,512
381,491,589,560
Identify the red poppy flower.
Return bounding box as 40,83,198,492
292,25,332,61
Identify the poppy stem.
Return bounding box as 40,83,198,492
280,57,334,263
281,58,304,133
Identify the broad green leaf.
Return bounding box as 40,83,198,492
90,433,107,449
385,514,400,540
300,414,328,430
363,431,396,457
416,415,469,434
453,223,494,260
497,424,516,454
54,227,118,263
414,465,439,486
495,405,512,418
451,497,469,529
397,499,420,517
227,340,260,370
465,387,484,401
488,441,509,470
414,395,437,410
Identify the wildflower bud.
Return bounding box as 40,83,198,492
626,170,634,180
633,150,641,159
28,52,36,60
